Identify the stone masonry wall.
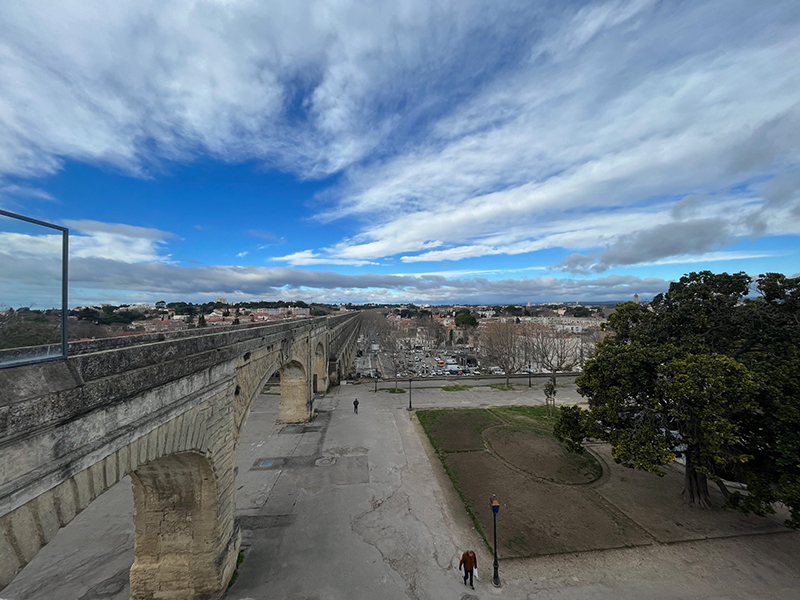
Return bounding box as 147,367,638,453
0,314,359,594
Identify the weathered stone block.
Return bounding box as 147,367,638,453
157,424,167,459
89,462,105,499
35,490,61,544
0,527,23,588
180,410,195,451
118,444,130,478
138,436,148,467
54,479,77,525
7,504,40,563
148,430,158,462
167,417,180,454
73,470,93,511
105,454,118,487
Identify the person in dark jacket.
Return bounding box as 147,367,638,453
459,550,477,589
353,398,359,414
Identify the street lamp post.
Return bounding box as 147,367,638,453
408,378,413,410
528,364,532,388
375,376,378,393
490,494,501,587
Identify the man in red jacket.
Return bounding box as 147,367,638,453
459,550,477,589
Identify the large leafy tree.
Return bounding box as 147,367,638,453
555,271,800,527
454,308,478,328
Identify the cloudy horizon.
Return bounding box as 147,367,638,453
1,0,798,306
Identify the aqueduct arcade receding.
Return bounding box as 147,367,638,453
0,313,360,599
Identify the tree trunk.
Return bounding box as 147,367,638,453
681,460,712,509
547,372,557,418
505,372,510,388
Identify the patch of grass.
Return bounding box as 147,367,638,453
417,410,491,545
384,387,407,393
492,405,562,431
442,384,472,392
417,409,445,454
571,450,603,481
417,408,501,452
505,533,533,555
441,456,489,547
489,382,514,391
228,551,244,588
484,422,603,483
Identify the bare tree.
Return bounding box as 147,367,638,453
579,326,607,367
362,310,404,390
381,324,405,391
527,324,581,414
482,321,525,388
415,313,447,349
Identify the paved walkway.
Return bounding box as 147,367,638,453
3,382,800,599
230,385,473,599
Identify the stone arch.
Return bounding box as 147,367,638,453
129,451,238,599
313,341,327,394
278,360,310,423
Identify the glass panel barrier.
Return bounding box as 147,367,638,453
0,209,68,368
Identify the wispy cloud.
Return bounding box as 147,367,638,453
1,0,798,292
64,257,663,304
0,184,55,202
272,249,379,267
247,229,286,245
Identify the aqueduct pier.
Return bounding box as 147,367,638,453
0,313,360,599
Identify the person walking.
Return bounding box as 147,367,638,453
353,398,359,414
459,550,477,589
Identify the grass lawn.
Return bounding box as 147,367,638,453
417,406,650,557
441,384,472,392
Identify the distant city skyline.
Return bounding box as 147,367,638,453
1,1,798,306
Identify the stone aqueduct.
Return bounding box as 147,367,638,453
0,313,360,599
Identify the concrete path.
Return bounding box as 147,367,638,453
229,385,472,600
3,381,800,600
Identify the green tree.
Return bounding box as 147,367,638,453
569,306,592,317
555,271,800,526
454,309,477,328
0,318,61,349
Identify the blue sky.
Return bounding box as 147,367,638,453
0,0,798,307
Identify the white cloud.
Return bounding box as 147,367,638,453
272,249,379,267
64,220,173,264
1,0,798,279
0,0,540,181
310,2,800,265
64,257,666,304
237,251,248,258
